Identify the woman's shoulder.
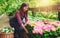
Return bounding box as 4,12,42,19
15,10,20,17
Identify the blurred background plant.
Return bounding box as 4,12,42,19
0,0,59,20
28,11,58,21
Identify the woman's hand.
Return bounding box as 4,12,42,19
25,21,29,26
22,24,29,34
25,28,29,34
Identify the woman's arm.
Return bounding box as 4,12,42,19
16,11,23,25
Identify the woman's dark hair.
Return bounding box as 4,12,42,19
20,2,29,11
19,2,29,17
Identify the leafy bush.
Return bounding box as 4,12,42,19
0,0,59,15
0,0,28,15
28,11,58,21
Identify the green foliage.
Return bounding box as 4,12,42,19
28,11,58,21
0,0,59,16
5,0,23,15
0,0,7,15
0,27,14,33
0,0,28,15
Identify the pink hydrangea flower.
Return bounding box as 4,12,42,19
33,21,57,35
38,29,43,35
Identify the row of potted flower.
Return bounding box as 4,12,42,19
27,20,60,38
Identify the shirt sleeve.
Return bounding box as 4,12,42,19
16,11,23,25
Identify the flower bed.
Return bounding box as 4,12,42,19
26,20,60,38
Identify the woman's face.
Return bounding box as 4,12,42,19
23,6,28,12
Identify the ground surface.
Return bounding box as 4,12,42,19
0,14,11,28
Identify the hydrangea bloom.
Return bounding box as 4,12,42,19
32,21,58,35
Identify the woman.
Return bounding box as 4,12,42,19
9,2,29,38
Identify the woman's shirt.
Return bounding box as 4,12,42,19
15,11,28,25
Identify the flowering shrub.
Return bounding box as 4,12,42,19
33,21,56,35
27,20,60,38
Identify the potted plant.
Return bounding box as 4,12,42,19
0,27,14,38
